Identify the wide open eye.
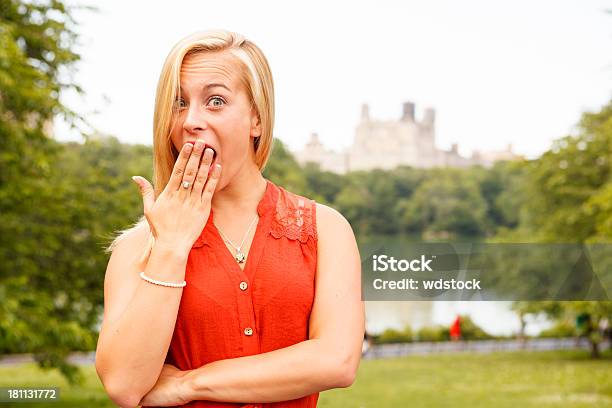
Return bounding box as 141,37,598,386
207,96,226,108
174,97,187,110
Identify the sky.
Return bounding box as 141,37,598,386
56,0,612,160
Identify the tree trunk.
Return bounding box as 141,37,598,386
590,340,600,359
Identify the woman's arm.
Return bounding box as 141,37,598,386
95,225,189,408
181,203,365,403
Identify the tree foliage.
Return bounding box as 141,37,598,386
0,0,96,383
509,100,612,358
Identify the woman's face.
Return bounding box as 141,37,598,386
169,50,261,188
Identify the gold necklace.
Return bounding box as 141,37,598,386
215,214,259,264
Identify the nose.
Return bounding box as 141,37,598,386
182,103,209,135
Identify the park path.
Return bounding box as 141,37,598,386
0,338,608,366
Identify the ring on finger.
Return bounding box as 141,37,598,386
182,180,191,189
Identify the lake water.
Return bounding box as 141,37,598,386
357,233,551,336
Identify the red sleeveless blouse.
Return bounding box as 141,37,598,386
159,179,319,408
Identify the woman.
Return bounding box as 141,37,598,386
95,29,364,408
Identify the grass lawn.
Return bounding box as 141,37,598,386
0,349,610,407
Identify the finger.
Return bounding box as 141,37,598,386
191,147,215,197
201,163,222,203
132,176,155,214
167,142,194,191
179,140,206,193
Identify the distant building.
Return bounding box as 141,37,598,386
471,143,519,165
296,132,348,174
295,102,523,173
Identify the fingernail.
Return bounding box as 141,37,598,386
131,176,141,185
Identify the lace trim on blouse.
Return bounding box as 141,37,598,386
270,190,317,244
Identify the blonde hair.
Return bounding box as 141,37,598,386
104,29,275,260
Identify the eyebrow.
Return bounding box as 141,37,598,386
203,83,231,92
179,82,232,97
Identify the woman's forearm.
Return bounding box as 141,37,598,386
183,339,355,403
96,243,188,407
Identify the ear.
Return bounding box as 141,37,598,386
249,106,262,138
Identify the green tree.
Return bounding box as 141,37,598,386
361,170,402,235
262,138,308,194
509,99,612,358
302,162,344,204
415,325,449,342
521,101,612,242
514,301,611,358
457,315,494,340
401,169,488,237
373,326,414,344
334,175,373,236
0,0,94,383
474,161,528,233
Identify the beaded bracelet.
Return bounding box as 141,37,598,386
139,271,186,288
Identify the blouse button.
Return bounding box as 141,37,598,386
239,281,248,291
244,327,253,336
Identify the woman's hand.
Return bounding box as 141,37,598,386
132,140,222,254
138,364,192,407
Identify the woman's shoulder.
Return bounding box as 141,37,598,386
313,203,358,264
315,202,354,237
270,182,354,244
104,216,154,267
273,183,315,209
105,216,150,254
269,183,317,243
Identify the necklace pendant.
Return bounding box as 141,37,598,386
235,250,246,264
